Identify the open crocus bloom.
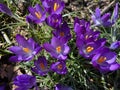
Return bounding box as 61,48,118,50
53,22,71,43
42,0,65,14
50,61,67,74
9,34,42,62
76,37,106,59
43,36,70,60
31,56,49,76
46,14,62,29
26,4,46,24
91,47,120,73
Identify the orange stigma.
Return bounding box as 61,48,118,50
56,46,61,53
57,64,63,70
40,62,45,70
86,46,94,53
35,11,41,19
97,56,106,64
60,32,64,37
54,3,59,11
23,48,31,53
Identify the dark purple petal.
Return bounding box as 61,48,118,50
0,3,12,16
55,84,73,90
14,74,36,89
101,13,111,22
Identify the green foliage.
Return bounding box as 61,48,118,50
0,0,120,90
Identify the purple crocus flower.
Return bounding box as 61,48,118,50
74,18,100,41
42,0,65,14
13,74,36,90
31,56,49,76
110,41,120,50
55,84,73,90
43,36,70,60
91,47,120,73
53,22,71,43
91,7,112,27
76,38,106,59
26,4,46,24
46,14,62,29
9,34,42,62
111,3,119,24
0,3,13,16
50,61,67,74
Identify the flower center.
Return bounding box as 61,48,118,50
86,46,94,53
53,19,58,23
60,32,64,37
40,62,45,70
57,64,63,70
56,46,61,53
54,3,59,11
23,48,31,53
97,56,106,64
35,11,41,19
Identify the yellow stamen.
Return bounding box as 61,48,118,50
56,46,61,53
86,46,94,53
35,11,41,19
23,48,31,53
60,32,64,37
54,3,59,11
85,35,89,39
85,35,92,40
97,56,106,64
40,62,45,70
57,64,62,70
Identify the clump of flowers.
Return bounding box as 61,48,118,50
0,0,120,90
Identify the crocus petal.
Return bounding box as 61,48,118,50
101,13,111,22
9,46,24,55
43,43,55,53
109,63,120,71
9,56,20,62
95,8,101,18
0,3,12,16
16,34,29,48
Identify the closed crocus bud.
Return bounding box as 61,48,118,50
55,84,73,90
110,41,120,50
91,7,112,27
111,3,119,24
0,3,13,16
